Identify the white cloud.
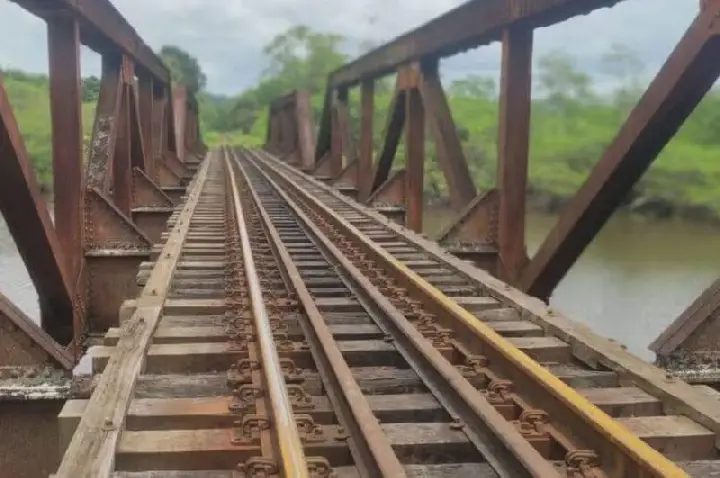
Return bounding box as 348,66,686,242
0,0,697,95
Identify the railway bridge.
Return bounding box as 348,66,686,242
1,0,720,477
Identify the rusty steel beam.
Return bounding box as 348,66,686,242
496,26,533,283
86,55,122,194
650,278,720,357
369,87,406,195
328,88,352,178
405,87,425,233
12,0,169,84
328,0,622,88
111,59,134,216
420,60,477,211
48,12,84,285
521,6,720,299
358,80,374,200
295,91,316,171
0,74,75,345
315,88,333,162
138,75,155,172
173,87,188,162
329,106,343,177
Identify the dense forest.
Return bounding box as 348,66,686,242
3,26,720,222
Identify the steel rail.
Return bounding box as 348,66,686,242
249,150,689,478
229,148,407,477
223,147,308,478
238,148,561,478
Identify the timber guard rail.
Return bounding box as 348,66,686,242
1,0,206,368
264,0,720,366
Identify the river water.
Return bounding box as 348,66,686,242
425,208,720,360
1,207,717,362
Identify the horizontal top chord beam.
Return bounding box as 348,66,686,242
12,0,169,84
328,0,622,88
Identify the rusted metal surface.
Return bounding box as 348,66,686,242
243,148,560,477
12,0,169,84
328,88,352,179
224,149,309,476
327,0,623,88
232,150,406,477
521,5,720,299
173,87,188,163
651,278,720,365
368,87,406,195
251,149,720,477
496,26,533,284
83,188,151,332
112,62,134,216
0,291,73,369
295,91,316,171
437,190,499,247
48,13,84,286
404,85,425,233
420,60,476,211
86,55,123,193
56,153,211,477
0,74,75,345
266,91,317,171
358,80,375,200
138,76,155,173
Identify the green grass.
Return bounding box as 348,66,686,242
3,72,95,193
6,70,720,220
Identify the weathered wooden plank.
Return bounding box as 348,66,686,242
55,153,212,477
282,153,720,442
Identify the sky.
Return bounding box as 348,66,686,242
0,0,698,96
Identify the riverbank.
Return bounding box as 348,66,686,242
425,187,720,228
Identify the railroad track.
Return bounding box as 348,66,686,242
54,146,719,477
238,147,720,477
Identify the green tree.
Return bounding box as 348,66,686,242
601,43,644,111
449,75,497,99
537,50,593,114
159,45,207,94
255,25,347,102
82,76,101,102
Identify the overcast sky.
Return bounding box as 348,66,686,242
0,0,697,95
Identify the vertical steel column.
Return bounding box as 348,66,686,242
405,84,425,233
138,74,154,173
497,26,533,283
47,13,83,283
330,88,348,177
173,87,187,162
359,80,374,200
295,91,317,171
112,57,133,215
